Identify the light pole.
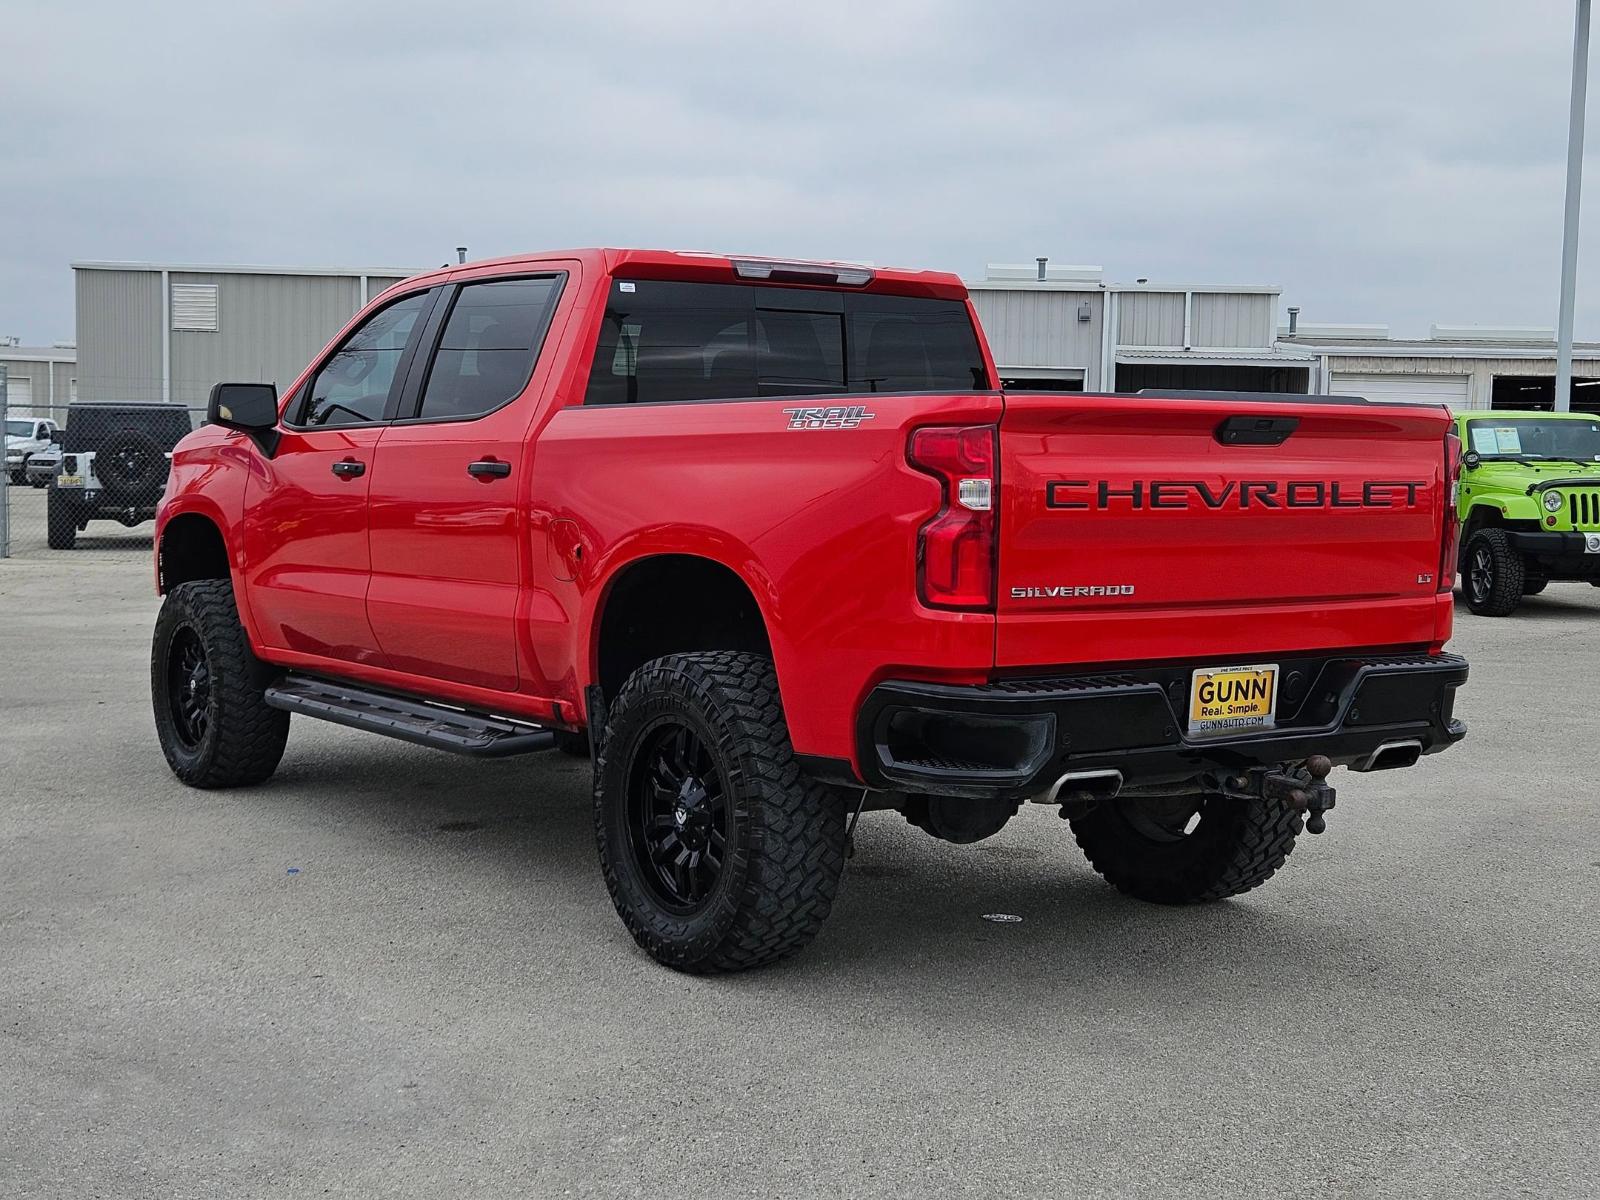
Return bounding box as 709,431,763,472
1556,0,1591,412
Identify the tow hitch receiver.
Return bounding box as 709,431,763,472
1219,754,1337,834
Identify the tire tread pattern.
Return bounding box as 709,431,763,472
1070,794,1302,904
152,580,289,788
595,651,846,973
1465,528,1524,617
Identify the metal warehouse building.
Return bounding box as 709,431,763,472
0,341,77,416
968,261,1313,393
60,255,1600,415
1280,323,1600,413
72,261,420,409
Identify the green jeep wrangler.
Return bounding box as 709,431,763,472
1457,410,1600,616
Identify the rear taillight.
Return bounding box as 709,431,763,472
907,424,997,610
1438,426,1462,593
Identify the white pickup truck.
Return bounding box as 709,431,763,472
5,416,60,485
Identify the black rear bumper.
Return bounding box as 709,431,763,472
857,652,1468,799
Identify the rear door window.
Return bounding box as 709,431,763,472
583,280,986,405
414,277,563,421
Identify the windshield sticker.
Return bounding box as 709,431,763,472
1471,426,1523,454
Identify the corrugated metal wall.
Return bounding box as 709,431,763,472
1192,292,1274,347
74,267,420,410
1117,292,1184,347
367,276,409,302
75,269,163,403
168,272,360,406
0,360,74,414
968,289,1102,379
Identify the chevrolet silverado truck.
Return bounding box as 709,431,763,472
149,249,1469,973
1456,409,1600,615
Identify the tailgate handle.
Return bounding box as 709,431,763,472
1215,415,1300,446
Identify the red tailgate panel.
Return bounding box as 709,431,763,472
996,394,1452,668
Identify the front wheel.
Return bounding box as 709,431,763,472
1069,791,1302,904
152,579,290,788
594,651,847,973
1463,528,1525,616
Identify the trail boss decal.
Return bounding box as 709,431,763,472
783,405,876,431
1044,479,1427,511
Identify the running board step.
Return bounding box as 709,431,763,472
264,675,557,757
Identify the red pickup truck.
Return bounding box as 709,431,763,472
151,248,1469,972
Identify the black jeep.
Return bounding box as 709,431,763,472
48,403,193,550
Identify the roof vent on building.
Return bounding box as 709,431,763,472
171,283,219,332
1285,306,1300,336
983,262,1104,285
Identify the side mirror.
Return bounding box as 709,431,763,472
1462,450,1482,470
207,382,280,455
49,429,64,445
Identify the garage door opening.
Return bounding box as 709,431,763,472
1491,375,1600,414
1115,363,1309,393
1329,372,1469,408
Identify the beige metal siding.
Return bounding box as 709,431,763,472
969,290,1102,380
0,362,46,414
1192,292,1274,348
75,269,163,403
168,272,362,407
1117,292,1184,346
53,361,76,409
367,276,409,302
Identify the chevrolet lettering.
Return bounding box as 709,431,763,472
1044,478,1427,511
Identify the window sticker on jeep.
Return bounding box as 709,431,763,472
1471,426,1522,455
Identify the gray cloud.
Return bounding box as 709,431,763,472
0,0,1592,341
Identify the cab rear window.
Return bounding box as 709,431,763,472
583,280,987,405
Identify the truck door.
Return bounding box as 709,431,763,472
366,273,568,694
243,288,436,667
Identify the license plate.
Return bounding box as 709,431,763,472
56,474,83,488
1188,663,1279,736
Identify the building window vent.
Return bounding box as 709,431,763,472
171,283,220,332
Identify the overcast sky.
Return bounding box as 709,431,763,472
3,0,1597,343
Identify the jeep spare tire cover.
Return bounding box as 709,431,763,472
97,427,167,488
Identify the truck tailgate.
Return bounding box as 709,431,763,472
996,393,1453,668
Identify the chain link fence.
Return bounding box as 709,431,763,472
3,401,207,561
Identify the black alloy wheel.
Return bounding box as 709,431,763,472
1462,528,1523,617
166,627,212,750
1467,543,1494,608
628,721,729,912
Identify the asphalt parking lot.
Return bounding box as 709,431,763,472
1,554,1596,1198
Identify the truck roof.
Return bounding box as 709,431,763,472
390,248,970,302
1460,409,1596,421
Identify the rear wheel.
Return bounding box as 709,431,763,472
595,651,846,973
1464,528,1524,617
152,579,289,788
1069,791,1302,904
46,490,78,550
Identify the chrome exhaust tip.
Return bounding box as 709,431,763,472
1350,739,1423,773
1041,767,1124,804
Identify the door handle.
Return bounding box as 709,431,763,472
467,459,512,479
331,459,366,478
